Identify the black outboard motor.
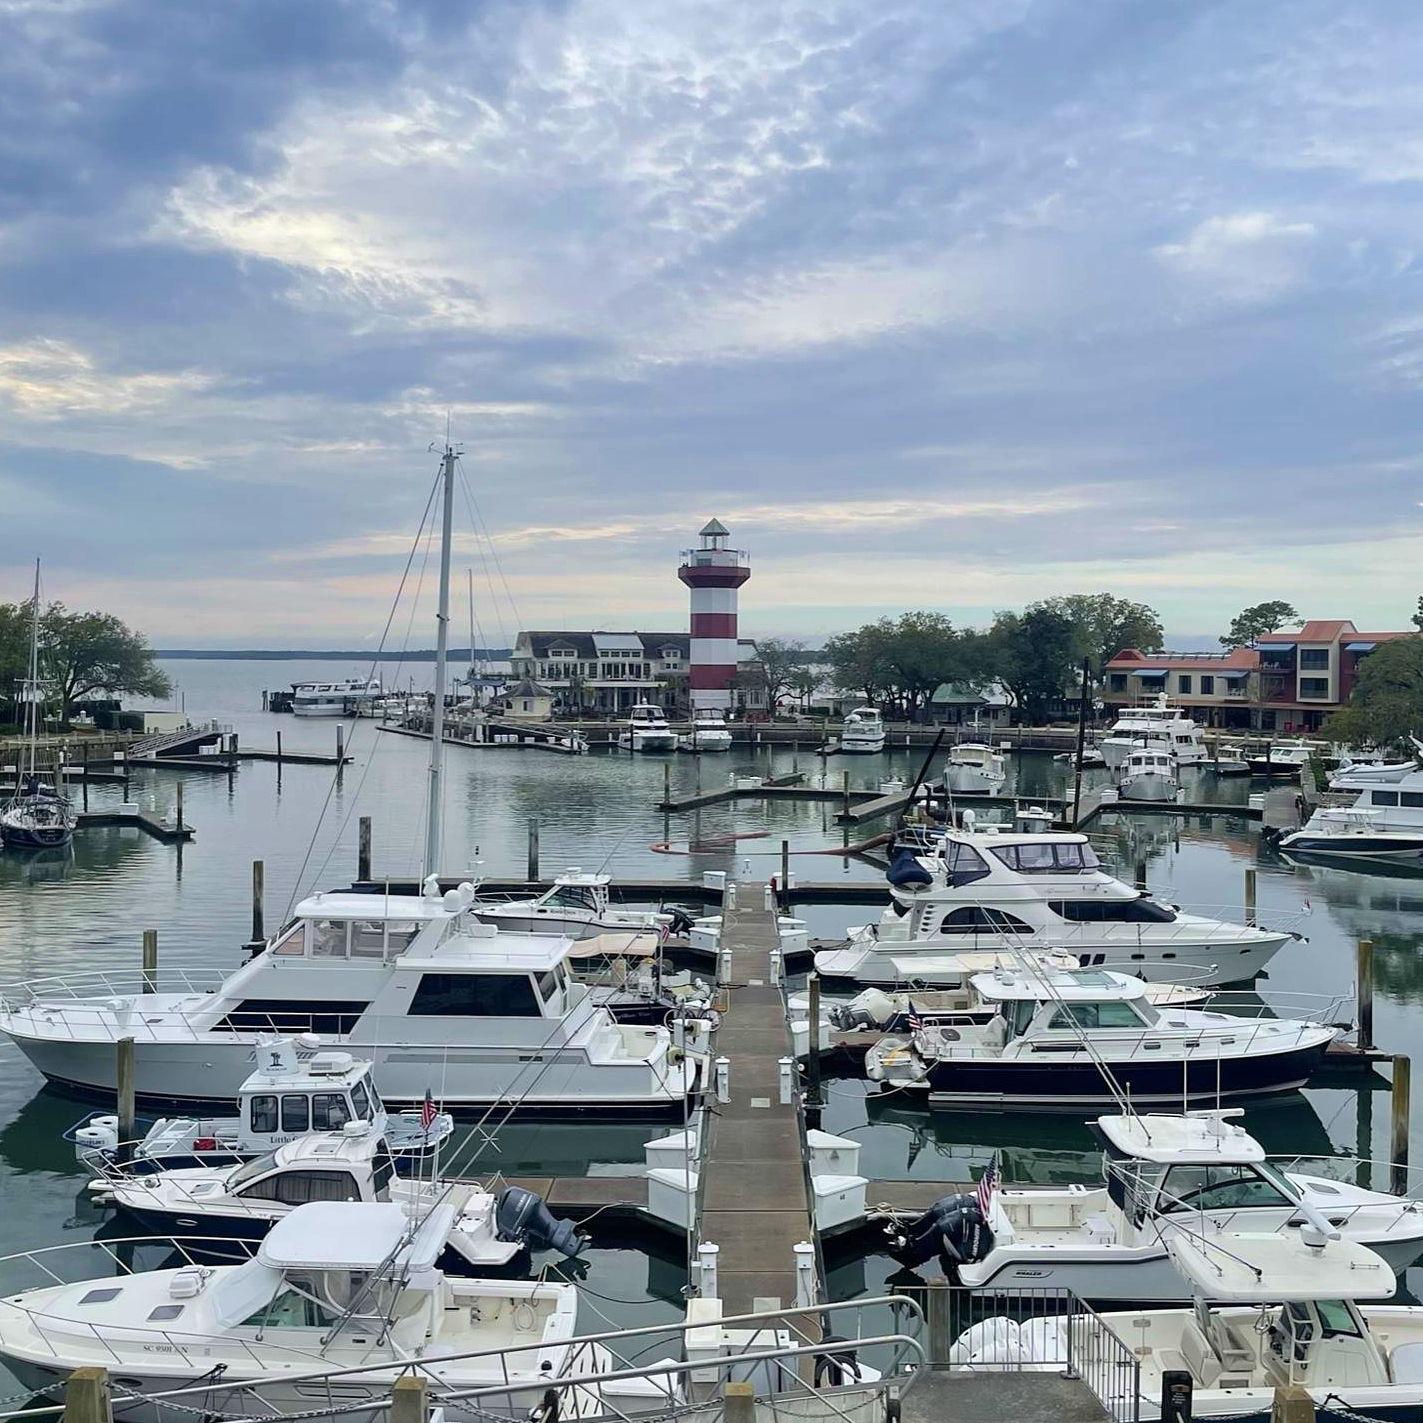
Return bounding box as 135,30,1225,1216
889,1193,994,1272
664,906,697,936
886,848,933,891
495,1186,584,1259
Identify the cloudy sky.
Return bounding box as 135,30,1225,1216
3,0,1423,648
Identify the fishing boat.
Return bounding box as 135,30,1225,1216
0,1202,611,1421
1,561,76,851
677,707,733,752
863,966,1339,1108
814,828,1291,988
839,706,887,754
617,702,678,752
942,744,1007,796
1117,747,1179,803
892,1109,1423,1299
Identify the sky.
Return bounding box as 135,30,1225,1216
3,0,1423,649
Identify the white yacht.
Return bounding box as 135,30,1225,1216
1118,747,1179,803
1280,776,1423,862
678,708,733,752
814,829,1291,988
894,1110,1423,1300
1246,739,1314,777
473,870,679,940
955,1228,1423,1420
0,1202,610,1421
1101,696,1206,769
0,881,709,1118
840,707,887,754
291,676,384,717
942,744,1007,796
864,967,1338,1108
618,702,678,752
1328,739,1423,789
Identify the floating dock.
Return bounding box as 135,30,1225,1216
75,807,193,843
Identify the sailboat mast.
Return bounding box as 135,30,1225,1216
24,559,40,781
467,568,476,700
424,446,456,879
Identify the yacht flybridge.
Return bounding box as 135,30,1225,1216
1100,695,1206,770
618,702,677,752
0,881,709,1117
813,828,1290,988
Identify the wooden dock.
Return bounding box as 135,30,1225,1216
1072,790,1265,827
75,808,193,843
698,890,816,1312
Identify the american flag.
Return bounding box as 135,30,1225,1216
976,1151,1000,1217
905,1002,923,1034
420,1089,437,1133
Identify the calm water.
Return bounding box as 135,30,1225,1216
0,657,1420,1344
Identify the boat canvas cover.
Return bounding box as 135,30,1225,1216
1162,1230,1395,1303
258,1201,455,1272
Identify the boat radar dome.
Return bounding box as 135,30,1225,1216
442,888,464,913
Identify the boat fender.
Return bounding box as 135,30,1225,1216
888,1193,994,1270
495,1186,584,1258
886,849,933,891
813,1335,863,1387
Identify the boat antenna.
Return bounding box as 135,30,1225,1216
424,439,460,881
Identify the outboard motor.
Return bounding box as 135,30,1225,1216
886,848,933,891
495,1186,584,1259
664,906,697,936
828,988,897,1032
889,1193,994,1273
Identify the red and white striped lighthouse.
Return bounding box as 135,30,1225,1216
678,519,751,713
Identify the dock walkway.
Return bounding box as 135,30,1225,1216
698,889,815,1313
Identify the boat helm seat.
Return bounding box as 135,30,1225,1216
1179,1323,1221,1388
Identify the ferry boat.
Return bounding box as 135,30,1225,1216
839,706,887,754
678,707,733,752
1117,747,1179,803
813,829,1290,988
1100,696,1206,769
0,1202,612,1421
0,880,710,1118
942,743,1007,796
895,1110,1423,1300
291,676,385,717
618,702,678,752
864,967,1338,1108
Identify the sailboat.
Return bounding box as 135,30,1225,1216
1,560,76,850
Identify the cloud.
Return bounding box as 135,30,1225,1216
1155,212,1318,304
0,340,211,419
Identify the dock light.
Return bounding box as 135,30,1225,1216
715,1056,731,1103
778,1057,793,1104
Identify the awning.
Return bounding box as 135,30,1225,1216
1131,668,1167,677
1217,669,1250,679
1345,642,1377,652
1259,641,1295,651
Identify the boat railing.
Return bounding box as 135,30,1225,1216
0,962,232,1008
1269,1152,1423,1202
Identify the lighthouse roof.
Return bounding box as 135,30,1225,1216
700,518,729,537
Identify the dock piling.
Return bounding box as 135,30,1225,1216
62,1366,112,1423
841,771,850,820
252,860,265,943
276,730,282,766
780,839,790,912
805,975,823,1107
1358,939,1374,1051
174,780,183,832
1134,859,1148,891
141,930,158,994
358,816,372,882
1244,867,1258,927
663,763,670,807
116,1038,136,1164
527,820,540,881
926,1281,952,1367
336,725,344,764
1393,1055,1411,1195
390,1375,429,1423
723,1381,755,1423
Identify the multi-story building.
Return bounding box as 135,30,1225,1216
1106,621,1415,732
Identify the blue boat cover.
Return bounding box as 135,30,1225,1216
887,848,934,889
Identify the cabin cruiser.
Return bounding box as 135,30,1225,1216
1118,748,1179,803
1054,745,1106,770
618,702,678,752
678,708,733,751
473,870,689,941
1280,779,1423,862
69,1038,453,1175
291,676,385,717
942,744,1007,796
840,707,887,754
87,1128,583,1274
865,967,1338,1108
893,1110,1423,1300
1211,744,1251,777
814,829,1291,988
1246,739,1313,778
1101,697,1206,769
0,1202,609,1421
0,881,710,1118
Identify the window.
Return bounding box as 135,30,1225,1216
1402,793,1423,809
1178,675,1192,695
311,1093,351,1130
938,907,1034,935
349,1079,372,1120
1008,999,1037,1038
1299,677,1330,698
1047,1001,1145,1030
1108,674,1127,692
1158,1162,1292,1212
1200,676,1214,695
943,841,991,886
275,1170,361,1205
228,1150,280,1189
271,925,305,957
250,1095,278,1133
349,921,388,957
1372,791,1400,807
1299,648,1330,670
281,1096,310,1133
80,1288,122,1305
992,842,1102,873
408,973,542,1017
241,1288,337,1330
1049,897,1177,923
311,920,348,958
214,1000,370,1034
148,1305,185,1322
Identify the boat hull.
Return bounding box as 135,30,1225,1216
839,738,886,754
943,769,1005,795
1277,833,1423,862
0,820,74,849
1117,773,1177,802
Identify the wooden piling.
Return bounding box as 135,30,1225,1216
841,770,850,820
926,1280,952,1367
358,816,372,882
663,762,671,807
390,1375,429,1423
781,838,791,912
527,819,540,882
1358,939,1374,1052
141,930,158,994
1245,867,1258,927
276,730,283,766
723,1381,755,1423
1270,1383,1316,1423
1134,859,1148,891
174,780,183,832
116,1038,136,1164
336,725,345,763
806,974,822,1107
252,861,265,944
1393,1055,1411,1196
62,1366,112,1423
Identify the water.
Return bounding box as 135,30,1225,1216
0,657,1420,1352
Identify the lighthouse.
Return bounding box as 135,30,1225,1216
678,519,751,713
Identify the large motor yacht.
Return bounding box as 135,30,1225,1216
291,676,385,717
1100,696,1206,770
0,881,709,1118
618,702,678,752
840,707,887,754
813,828,1291,988
1118,747,1179,803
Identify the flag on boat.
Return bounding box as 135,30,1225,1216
976,1151,1000,1217
421,1089,437,1132
905,1001,923,1034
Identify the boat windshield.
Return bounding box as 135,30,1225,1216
228,1150,281,1189
1157,1161,1295,1212
545,884,600,912
990,842,1101,873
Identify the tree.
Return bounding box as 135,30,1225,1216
789,664,822,712
824,622,894,705
1038,594,1163,693
0,600,31,722
1221,601,1299,649
989,606,1079,723
39,604,171,715
751,637,807,709
1325,637,1423,747
1412,596,1423,634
